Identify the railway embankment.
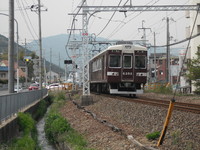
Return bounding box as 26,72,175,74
60,92,200,150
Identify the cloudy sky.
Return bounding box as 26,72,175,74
0,0,193,47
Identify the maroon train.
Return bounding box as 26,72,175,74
89,44,147,96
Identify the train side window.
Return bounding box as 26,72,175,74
123,55,132,68
135,55,146,69
109,55,121,68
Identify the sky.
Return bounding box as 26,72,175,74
0,0,193,50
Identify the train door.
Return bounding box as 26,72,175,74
122,54,134,81
102,55,105,80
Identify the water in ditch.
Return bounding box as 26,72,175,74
36,117,55,150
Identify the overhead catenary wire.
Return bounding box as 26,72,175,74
65,0,86,59
16,0,39,45
21,0,38,39
132,0,190,42
96,0,123,37
107,0,160,39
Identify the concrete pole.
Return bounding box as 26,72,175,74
8,0,14,93
166,17,170,84
38,0,42,89
16,20,19,92
50,49,52,84
25,39,28,87
154,32,157,83
0,13,19,92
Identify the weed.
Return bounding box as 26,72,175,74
146,131,160,140
45,92,94,150
18,112,35,136
171,129,181,145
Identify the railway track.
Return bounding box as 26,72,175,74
97,94,200,114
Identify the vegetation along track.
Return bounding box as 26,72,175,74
98,94,200,114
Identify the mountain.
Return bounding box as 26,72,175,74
28,34,109,71
0,34,64,76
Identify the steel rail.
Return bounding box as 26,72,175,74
96,94,200,114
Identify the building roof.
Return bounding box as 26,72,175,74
0,66,8,72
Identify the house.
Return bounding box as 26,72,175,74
0,60,26,80
0,66,8,80
46,71,60,83
149,53,179,84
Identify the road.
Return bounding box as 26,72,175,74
0,89,28,95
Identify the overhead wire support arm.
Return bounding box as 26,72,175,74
79,5,200,12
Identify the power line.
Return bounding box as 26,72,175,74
65,0,86,59
97,0,123,36
107,0,160,39
21,0,38,38
16,0,39,45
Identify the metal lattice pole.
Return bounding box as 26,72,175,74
82,1,90,96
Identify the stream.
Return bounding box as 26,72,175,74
37,117,55,150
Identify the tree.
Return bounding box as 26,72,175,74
187,50,200,94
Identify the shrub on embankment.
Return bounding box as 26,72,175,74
45,91,94,150
0,97,50,150
3,112,40,150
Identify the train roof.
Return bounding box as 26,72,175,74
90,44,147,61
107,44,147,51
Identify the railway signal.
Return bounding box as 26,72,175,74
64,60,72,64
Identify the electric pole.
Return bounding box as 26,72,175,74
166,17,170,84
50,48,52,83
8,0,15,93
24,39,28,87
138,20,151,83
138,20,151,47
154,32,157,83
163,17,175,84
38,0,42,89
59,52,61,82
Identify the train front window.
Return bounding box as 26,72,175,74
109,55,121,68
123,55,132,68
135,56,146,69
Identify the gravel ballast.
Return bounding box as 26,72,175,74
60,93,200,150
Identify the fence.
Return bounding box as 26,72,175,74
0,89,48,126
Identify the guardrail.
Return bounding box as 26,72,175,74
0,89,48,126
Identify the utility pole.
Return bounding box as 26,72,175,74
30,1,47,88
138,20,151,47
25,39,28,87
38,0,42,89
163,17,175,84
154,32,157,83
50,48,52,84
43,49,47,86
8,0,15,93
138,20,151,83
166,17,170,84
59,52,61,82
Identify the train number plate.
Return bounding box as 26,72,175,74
136,72,147,76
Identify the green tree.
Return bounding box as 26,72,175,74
187,51,200,94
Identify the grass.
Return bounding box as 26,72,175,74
171,129,181,145
5,112,41,150
146,131,160,140
0,96,50,150
45,91,94,150
145,84,173,95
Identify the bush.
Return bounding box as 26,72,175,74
146,84,173,94
55,91,66,101
146,131,160,140
18,112,35,135
12,135,36,150
45,92,93,150
45,113,70,143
